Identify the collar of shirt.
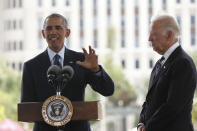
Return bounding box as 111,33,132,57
47,46,65,67
162,42,180,65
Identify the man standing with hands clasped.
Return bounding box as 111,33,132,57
137,14,197,131
21,13,114,131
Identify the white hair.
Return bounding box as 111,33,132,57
151,13,181,38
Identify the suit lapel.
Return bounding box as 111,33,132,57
63,48,75,66
37,50,51,71
148,65,157,90
147,46,182,94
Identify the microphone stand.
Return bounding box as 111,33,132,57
56,78,65,131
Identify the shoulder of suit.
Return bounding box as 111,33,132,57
66,49,85,60
24,50,47,65
171,48,195,69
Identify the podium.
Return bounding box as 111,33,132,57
18,101,101,122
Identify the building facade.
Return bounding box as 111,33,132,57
0,0,197,99
0,0,197,130
0,0,197,91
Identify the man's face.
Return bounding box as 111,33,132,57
149,20,168,55
42,17,70,53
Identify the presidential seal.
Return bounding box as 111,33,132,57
42,95,73,127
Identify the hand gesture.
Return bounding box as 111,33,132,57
76,46,100,72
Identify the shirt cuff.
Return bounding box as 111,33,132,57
94,65,102,76
137,123,144,129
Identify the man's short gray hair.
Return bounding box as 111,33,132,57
43,13,68,29
151,13,180,38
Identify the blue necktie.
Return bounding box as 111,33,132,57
54,54,62,68
155,56,165,76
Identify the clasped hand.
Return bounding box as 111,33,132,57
138,125,146,131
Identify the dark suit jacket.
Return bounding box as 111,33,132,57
139,46,197,131
21,48,114,131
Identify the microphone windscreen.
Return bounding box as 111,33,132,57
61,65,74,79
47,65,61,76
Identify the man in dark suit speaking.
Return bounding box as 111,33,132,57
20,13,114,131
137,14,197,131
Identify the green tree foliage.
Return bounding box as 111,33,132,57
0,60,21,121
106,26,137,107
107,26,116,50
85,85,99,101
104,56,137,107
0,105,6,121
191,51,197,128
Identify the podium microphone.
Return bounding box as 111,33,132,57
47,65,61,88
61,65,74,87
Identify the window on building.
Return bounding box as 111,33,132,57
121,39,125,48
13,41,16,50
135,37,139,48
149,0,152,5
93,16,97,29
38,0,42,7
176,0,181,3
135,12,139,48
52,0,56,7
148,14,152,25
191,0,195,3
121,19,125,28
135,59,140,69
3,42,6,50
13,20,16,30
8,20,11,30
19,62,23,71
13,0,16,8
8,41,11,51
121,59,125,68
66,37,70,48
121,28,125,48
80,18,83,28
135,0,139,6
162,0,167,10
148,42,152,47
38,18,43,48
135,15,139,27
80,0,83,6
65,0,70,6
19,0,22,7
19,19,23,29
177,16,181,26
38,17,42,30
7,0,11,8
93,40,97,48
93,29,98,48
162,0,166,4
107,0,111,6
149,59,153,68
4,21,7,31
93,0,97,8
191,15,195,26
38,17,43,48
179,38,182,45
19,40,23,50
191,15,196,46
12,62,15,69
121,0,125,5
80,38,84,48
191,36,195,46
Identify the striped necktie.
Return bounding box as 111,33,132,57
155,56,165,76
53,54,62,69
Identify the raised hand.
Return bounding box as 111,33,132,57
76,46,100,72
